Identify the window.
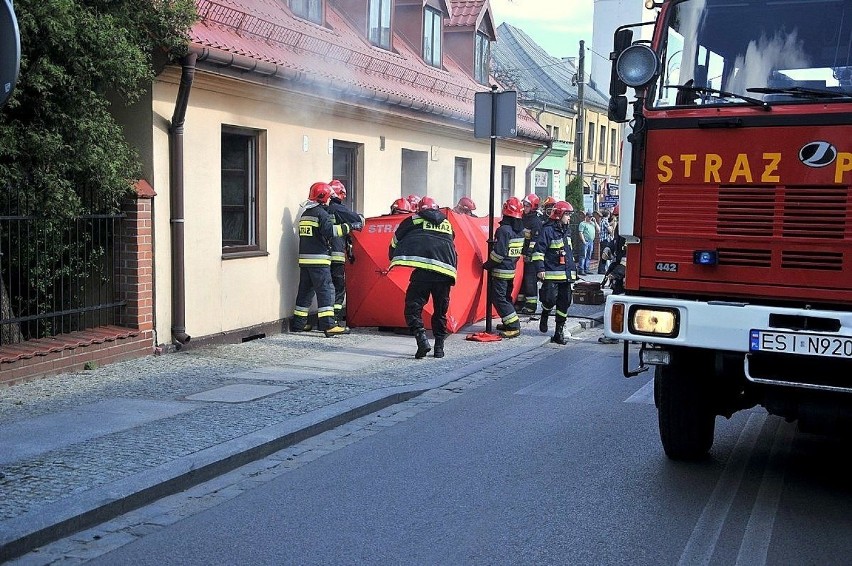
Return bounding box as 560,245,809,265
586,121,595,162
402,149,428,197
534,169,550,199
368,0,391,49
423,6,442,67
553,126,560,141
501,166,514,204
333,141,361,213
221,127,263,252
475,32,490,84
610,128,617,164
599,124,606,163
454,157,471,205
289,0,322,24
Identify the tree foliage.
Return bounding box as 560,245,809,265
565,175,584,213
0,0,197,217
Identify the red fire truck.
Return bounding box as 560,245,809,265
603,0,852,459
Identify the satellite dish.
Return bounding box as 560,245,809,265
1,0,21,108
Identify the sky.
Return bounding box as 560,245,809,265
489,0,594,60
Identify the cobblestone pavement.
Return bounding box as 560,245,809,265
0,287,607,562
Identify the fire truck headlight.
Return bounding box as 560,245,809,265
629,306,679,337
616,44,659,88
693,250,718,265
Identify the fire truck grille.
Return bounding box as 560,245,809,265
717,248,771,267
781,250,844,271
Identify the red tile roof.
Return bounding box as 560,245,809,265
447,0,488,28
189,0,546,141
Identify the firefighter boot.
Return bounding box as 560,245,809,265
433,337,445,358
414,330,432,359
551,321,568,345
539,309,550,333
324,325,351,337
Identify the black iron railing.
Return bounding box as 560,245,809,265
0,188,126,346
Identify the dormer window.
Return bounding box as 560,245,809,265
423,6,442,67
290,0,323,25
475,32,490,84
369,0,391,49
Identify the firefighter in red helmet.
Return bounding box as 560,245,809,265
406,194,421,208
532,200,578,345
516,193,544,315
389,196,457,359
483,197,526,338
453,196,477,216
390,198,413,214
291,182,358,336
326,179,363,323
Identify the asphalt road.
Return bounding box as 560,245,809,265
20,327,852,565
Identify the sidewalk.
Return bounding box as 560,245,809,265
0,278,606,562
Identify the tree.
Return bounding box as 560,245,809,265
565,175,584,213
0,0,197,217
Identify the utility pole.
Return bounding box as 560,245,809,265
576,40,585,208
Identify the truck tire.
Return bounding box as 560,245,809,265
655,358,715,460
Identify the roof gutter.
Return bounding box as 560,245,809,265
525,138,553,194
167,53,196,348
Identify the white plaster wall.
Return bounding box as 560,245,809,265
151,70,535,344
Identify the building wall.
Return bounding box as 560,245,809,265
150,68,537,345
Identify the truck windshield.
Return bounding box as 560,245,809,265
653,0,852,108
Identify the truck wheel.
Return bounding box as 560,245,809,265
655,360,715,460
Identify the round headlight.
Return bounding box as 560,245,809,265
616,44,659,88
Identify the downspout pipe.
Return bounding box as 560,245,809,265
525,138,553,195
168,53,196,347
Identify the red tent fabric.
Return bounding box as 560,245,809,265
345,209,523,332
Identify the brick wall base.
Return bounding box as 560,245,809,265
0,330,153,387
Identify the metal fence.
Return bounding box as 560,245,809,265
0,187,126,346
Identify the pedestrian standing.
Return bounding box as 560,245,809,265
327,179,363,323
578,212,597,275
516,193,543,315
483,197,526,338
533,200,579,345
597,209,614,274
389,197,458,359
291,182,356,337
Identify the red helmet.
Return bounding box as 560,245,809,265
502,196,523,219
522,193,540,211
456,196,476,213
308,181,332,204
329,179,346,200
390,198,412,214
542,196,557,210
418,196,439,211
406,194,421,207
549,200,574,220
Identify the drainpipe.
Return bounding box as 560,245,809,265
525,138,553,195
168,53,196,347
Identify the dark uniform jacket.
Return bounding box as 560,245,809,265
328,198,362,264
485,217,525,279
533,219,578,281
389,208,457,282
521,211,544,262
298,203,348,266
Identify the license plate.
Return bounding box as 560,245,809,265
749,330,852,359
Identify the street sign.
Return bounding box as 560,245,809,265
0,0,21,108
474,90,518,139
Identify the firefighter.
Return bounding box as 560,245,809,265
483,197,526,338
541,196,557,219
405,194,421,209
390,198,413,215
389,196,458,359
453,196,477,216
291,182,357,337
533,200,578,345
327,179,363,322
515,193,543,315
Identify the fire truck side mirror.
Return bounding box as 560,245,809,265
609,95,628,122
609,28,634,97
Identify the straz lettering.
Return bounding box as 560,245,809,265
367,224,395,233
423,220,452,234
508,246,522,257
299,225,313,237
656,153,781,184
